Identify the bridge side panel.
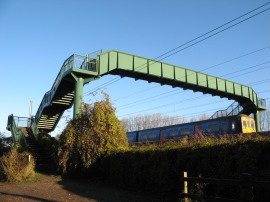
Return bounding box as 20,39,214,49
97,50,259,111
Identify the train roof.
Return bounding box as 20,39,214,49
126,114,253,133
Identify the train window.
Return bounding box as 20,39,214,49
207,124,219,133
247,120,250,128
232,122,235,130
243,120,247,128
141,134,147,141
169,128,179,137
148,132,157,139
180,127,191,136
220,122,228,132
251,121,255,129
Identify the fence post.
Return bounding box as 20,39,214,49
183,171,188,202
241,173,254,202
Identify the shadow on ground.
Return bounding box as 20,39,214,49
57,177,164,202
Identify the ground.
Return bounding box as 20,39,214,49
0,174,163,202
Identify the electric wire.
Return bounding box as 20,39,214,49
84,2,270,96
122,96,270,129
113,59,270,110
117,87,270,118
107,44,270,104
117,79,270,110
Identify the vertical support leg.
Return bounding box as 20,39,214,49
74,77,84,118
254,110,260,132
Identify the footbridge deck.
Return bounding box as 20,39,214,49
7,50,266,143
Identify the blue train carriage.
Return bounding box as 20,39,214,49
126,131,138,143
126,114,256,143
163,124,194,140
138,128,160,142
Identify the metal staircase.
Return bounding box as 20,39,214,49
7,49,267,145
209,101,243,119
34,52,100,132
210,98,266,119
6,116,51,170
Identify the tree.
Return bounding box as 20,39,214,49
121,113,187,132
58,92,128,175
121,113,210,132
0,132,13,156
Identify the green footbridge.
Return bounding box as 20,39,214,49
7,50,266,145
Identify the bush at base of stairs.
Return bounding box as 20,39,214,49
0,145,35,182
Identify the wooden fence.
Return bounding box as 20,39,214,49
180,171,270,202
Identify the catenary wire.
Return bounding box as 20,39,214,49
107,44,270,103
84,2,270,96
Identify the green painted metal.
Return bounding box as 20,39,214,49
255,111,261,131
97,50,258,108
73,77,84,118
6,115,28,146
7,49,267,140
96,50,266,131
33,53,99,133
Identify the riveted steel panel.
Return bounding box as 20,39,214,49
134,56,147,74
109,51,118,71
234,83,242,96
249,87,254,102
175,68,186,82
149,61,162,77
217,78,225,91
99,53,109,75
162,63,174,79
118,52,133,70
198,73,207,87
242,86,249,98
97,50,261,113
226,81,234,94
253,91,257,105
186,70,197,85
208,76,217,90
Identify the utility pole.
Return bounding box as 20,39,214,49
29,100,33,118
28,100,33,127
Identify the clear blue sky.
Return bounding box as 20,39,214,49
1,0,270,136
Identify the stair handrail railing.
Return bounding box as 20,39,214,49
30,116,39,139
210,101,243,119
258,98,266,109
34,54,88,123
6,114,28,147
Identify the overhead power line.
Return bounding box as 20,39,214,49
85,2,270,94
106,44,270,103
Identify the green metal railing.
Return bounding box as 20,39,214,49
35,54,89,122
6,114,29,146
210,98,266,119
258,98,266,109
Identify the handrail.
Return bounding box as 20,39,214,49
30,116,39,140
6,114,28,146
210,101,243,119
34,54,88,122
258,98,266,108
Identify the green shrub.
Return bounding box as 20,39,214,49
90,133,270,201
0,145,35,182
58,92,128,175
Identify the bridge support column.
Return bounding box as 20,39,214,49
74,77,84,118
255,110,260,132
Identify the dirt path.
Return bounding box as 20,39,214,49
0,174,162,202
